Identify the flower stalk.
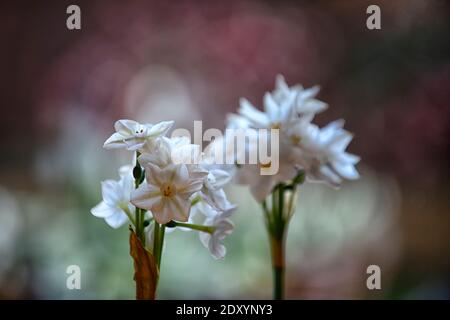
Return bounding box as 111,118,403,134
132,151,165,299
93,118,236,299
262,172,303,300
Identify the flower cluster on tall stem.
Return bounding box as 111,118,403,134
92,120,236,299
226,75,360,299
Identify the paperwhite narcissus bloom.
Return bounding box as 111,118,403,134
197,203,235,260
226,75,360,201
138,136,203,170
272,75,328,120
290,119,360,187
103,119,174,151
139,136,235,213
199,163,234,212
91,166,135,228
229,75,327,131
131,163,205,224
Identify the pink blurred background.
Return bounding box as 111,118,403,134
0,0,449,299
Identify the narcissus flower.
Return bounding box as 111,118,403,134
91,166,135,228
226,75,359,200
290,119,360,187
272,75,328,120
131,163,205,224
103,119,174,151
197,204,235,260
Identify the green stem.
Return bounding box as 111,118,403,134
270,234,285,300
153,222,160,265
170,221,215,233
133,151,145,243
266,183,289,300
157,225,165,269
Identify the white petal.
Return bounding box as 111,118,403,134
168,196,190,222
103,132,127,149
209,169,231,189
146,120,174,137
130,183,161,210
144,163,164,186
91,201,113,218
330,132,353,151
263,93,279,122
250,177,275,202
209,239,226,260
172,164,189,185
238,98,269,128
226,114,250,129
297,85,320,101
124,138,146,151
318,166,342,187
101,180,121,206
335,152,360,165
199,229,211,248
114,119,138,135
153,198,173,224
332,162,360,180
119,174,134,202
300,99,328,114
275,74,289,93
181,179,204,196
105,210,128,229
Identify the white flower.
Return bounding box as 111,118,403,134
197,161,234,212
272,75,328,120
226,75,359,201
228,75,326,131
131,163,205,224
139,136,234,212
91,166,134,228
194,203,235,260
290,119,360,187
138,136,202,170
103,119,174,151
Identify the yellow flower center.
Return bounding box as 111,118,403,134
291,134,301,145
161,183,176,198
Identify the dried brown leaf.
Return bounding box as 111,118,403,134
129,228,159,300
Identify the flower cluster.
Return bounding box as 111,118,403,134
91,120,235,259
227,75,360,201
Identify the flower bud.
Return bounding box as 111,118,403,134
133,166,142,180
165,220,177,228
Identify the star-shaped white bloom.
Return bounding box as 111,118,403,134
272,75,328,120
290,119,360,187
228,75,326,131
138,136,202,170
131,163,205,224
103,119,174,151
226,75,359,201
91,166,135,228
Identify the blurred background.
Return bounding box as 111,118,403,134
0,0,449,299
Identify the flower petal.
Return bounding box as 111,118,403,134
250,177,275,202
263,92,279,122
131,183,161,211
114,119,138,135
332,162,360,180
91,201,112,218
101,180,121,206
238,98,269,128
105,210,129,229
146,120,174,137
103,132,127,149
